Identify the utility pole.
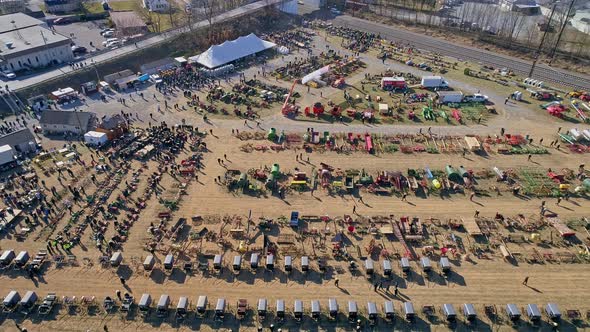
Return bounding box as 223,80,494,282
91,59,100,82
528,1,559,78
549,0,576,63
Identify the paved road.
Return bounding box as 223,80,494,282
5,0,286,92
333,15,590,91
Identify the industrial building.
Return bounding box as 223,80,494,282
0,13,73,73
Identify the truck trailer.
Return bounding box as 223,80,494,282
437,91,463,104
421,76,449,89
381,77,407,90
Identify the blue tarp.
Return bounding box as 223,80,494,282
138,74,149,82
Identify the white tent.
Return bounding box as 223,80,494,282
191,33,276,69
84,131,108,146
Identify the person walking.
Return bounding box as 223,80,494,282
556,197,562,206
470,192,475,201
353,205,356,214
528,154,532,162
334,277,340,287
394,286,399,297
523,276,529,286
119,277,126,285
401,193,407,202
474,210,480,218
116,290,122,301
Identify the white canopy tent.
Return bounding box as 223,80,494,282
190,33,276,69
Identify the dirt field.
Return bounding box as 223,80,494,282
1,22,590,332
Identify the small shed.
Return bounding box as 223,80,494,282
80,81,98,95
84,131,108,146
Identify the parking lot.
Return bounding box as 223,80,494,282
52,20,109,54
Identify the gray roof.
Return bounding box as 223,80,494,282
140,57,175,72
40,110,94,128
103,69,134,84
0,25,71,59
100,114,126,130
0,13,43,34
0,128,35,149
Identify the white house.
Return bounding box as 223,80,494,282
40,111,95,135
142,0,169,12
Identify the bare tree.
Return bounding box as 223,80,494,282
168,4,175,29
191,0,218,42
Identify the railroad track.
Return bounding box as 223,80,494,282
334,16,590,90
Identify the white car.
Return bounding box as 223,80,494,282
330,8,341,14
102,30,115,38
1,71,16,79
464,94,488,103
102,38,119,46
149,74,162,84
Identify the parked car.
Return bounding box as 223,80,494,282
0,71,16,79
102,38,119,46
464,94,488,103
71,46,87,54
102,30,115,38
330,8,341,14
53,18,70,25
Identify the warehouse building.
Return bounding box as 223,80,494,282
0,13,73,73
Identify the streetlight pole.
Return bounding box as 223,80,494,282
528,1,559,78
549,0,575,63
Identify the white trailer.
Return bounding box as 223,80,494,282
421,76,449,89
437,91,463,104
0,145,15,166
